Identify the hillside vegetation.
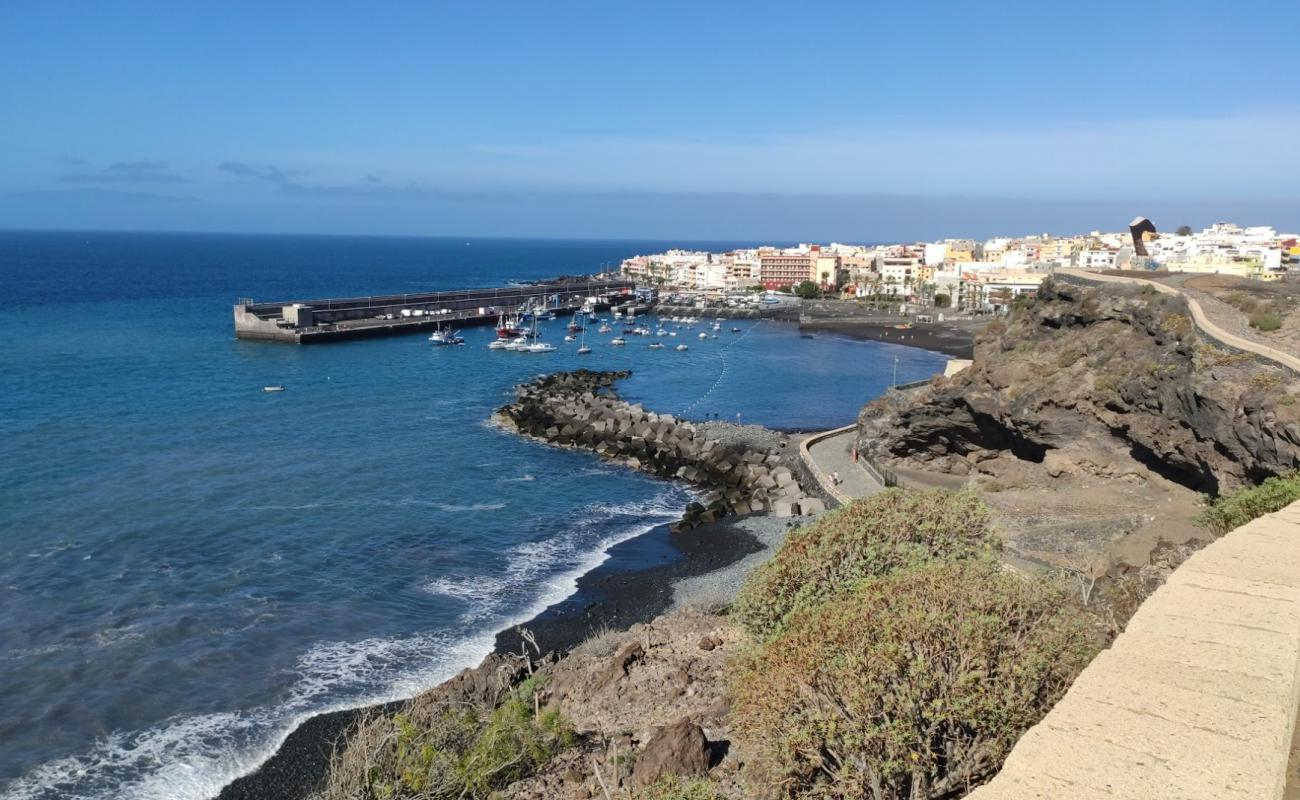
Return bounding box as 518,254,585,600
323,490,1095,800
729,490,1094,799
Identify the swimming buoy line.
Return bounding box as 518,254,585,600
680,320,763,416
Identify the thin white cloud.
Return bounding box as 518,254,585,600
458,108,1300,199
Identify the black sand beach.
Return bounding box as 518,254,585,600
215,518,770,800
801,319,980,359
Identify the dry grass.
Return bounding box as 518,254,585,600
733,489,998,640
731,560,1095,800
323,677,573,800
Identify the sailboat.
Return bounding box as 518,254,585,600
522,310,554,352
577,327,591,355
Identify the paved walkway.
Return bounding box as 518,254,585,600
1058,268,1300,375
969,499,1300,800
805,426,882,501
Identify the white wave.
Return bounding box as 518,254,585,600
422,490,691,627
503,473,536,482
2,490,693,800
1,632,497,800
430,501,507,512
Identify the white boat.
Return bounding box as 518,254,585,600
503,339,530,351
429,325,464,346
263,385,285,392
564,334,576,342
649,342,665,349
577,328,591,355
598,324,612,333
526,342,556,353
675,344,689,351
488,339,510,349
668,331,677,337
611,337,626,346
712,323,721,331
698,332,708,340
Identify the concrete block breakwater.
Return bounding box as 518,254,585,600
495,370,823,527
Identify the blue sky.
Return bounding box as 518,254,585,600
1,0,1297,240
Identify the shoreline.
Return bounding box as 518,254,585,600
215,365,872,800
800,319,980,359
215,512,797,800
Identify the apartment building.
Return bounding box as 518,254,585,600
759,246,818,289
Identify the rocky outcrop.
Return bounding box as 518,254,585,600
497,370,813,523
631,719,712,788
857,280,1300,494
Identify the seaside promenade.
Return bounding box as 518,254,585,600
799,425,882,502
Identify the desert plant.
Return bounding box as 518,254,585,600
640,775,723,800
324,677,573,800
1249,312,1282,332
733,489,997,640
730,560,1095,800
1200,471,1300,536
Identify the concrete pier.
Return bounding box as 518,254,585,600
233,279,637,343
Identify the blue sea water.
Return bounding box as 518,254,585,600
0,231,946,800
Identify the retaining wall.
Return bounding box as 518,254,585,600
969,499,1300,799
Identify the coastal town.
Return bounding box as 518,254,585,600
619,220,1300,314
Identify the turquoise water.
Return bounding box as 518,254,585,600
0,231,946,799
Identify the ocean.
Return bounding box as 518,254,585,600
0,231,947,799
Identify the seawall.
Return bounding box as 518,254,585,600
494,370,825,523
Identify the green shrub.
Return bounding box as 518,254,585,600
640,775,722,800
733,489,997,640
1200,471,1300,536
325,677,573,800
1250,312,1282,332
730,560,1095,800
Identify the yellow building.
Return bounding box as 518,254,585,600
1181,254,1271,280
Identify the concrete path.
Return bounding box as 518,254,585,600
1058,268,1300,375
799,425,884,504
968,499,1300,800
806,427,881,500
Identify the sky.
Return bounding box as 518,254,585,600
1,0,1297,241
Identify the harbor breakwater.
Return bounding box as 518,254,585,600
494,370,824,525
